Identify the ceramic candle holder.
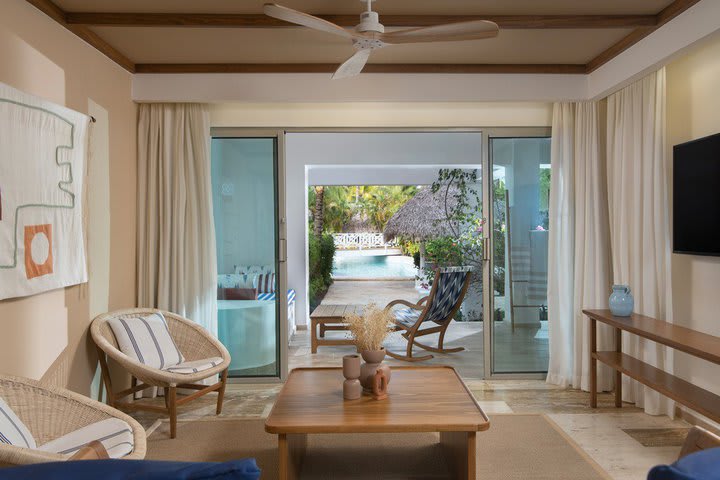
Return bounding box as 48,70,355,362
342,354,362,400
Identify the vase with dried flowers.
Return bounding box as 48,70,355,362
345,303,394,392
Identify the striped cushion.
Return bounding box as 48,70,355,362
108,312,184,370
164,357,224,374
257,289,295,303
425,268,472,324
257,273,276,294
393,308,422,328
39,418,133,459
0,398,35,448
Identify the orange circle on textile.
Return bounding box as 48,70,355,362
24,224,53,279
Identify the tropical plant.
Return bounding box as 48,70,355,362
344,303,394,351
308,233,336,309
427,169,484,274
308,185,417,234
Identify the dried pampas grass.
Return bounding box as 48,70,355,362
345,303,394,352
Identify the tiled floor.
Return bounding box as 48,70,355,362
132,378,687,480
130,280,686,479
310,279,549,375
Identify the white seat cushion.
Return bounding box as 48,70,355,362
108,312,184,370
0,397,36,448
39,418,134,459
163,357,224,374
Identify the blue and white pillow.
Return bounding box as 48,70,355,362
0,397,36,448
234,265,274,275
218,274,257,289
257,273,276,294
108,312,185,370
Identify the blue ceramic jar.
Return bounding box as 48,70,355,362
609,285,634,317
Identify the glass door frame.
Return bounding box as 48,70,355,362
209,126,551,382
481,127,552,380
211,128,289,383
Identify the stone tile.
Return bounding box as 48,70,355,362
128,379,693,480
622,428,691,447
477,401,514,414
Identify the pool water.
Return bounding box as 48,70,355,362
333,252,417,278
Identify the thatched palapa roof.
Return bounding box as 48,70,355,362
383,186,458,242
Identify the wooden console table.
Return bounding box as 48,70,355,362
584,309,720,422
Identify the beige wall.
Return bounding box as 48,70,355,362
210,102,552,128
667,33,720,409
0,1,136,395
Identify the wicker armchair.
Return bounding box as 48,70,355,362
91,308,231,439
0,375,146,467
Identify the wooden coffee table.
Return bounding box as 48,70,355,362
308,304,364,353
265,366,489,479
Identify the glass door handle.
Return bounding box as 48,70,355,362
483,237,490,262
279,238,287,263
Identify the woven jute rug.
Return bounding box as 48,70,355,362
146,414,610,479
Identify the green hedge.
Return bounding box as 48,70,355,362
308,233,336,310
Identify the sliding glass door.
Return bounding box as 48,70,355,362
487,134,551,375
210,131,287,379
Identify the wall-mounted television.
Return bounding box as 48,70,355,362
673,132,720,256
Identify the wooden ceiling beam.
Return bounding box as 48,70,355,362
586,0,702,73
65,12,657,29
134,63,587,75
24,0,135,72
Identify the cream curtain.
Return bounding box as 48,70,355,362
137,104,217,338
547,102,614,392
606,69,674,416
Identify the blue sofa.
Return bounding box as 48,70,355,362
0,458,261,480
648,447,720,480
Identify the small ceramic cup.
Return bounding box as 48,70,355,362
342,354,361,380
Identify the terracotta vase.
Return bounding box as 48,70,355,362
359,348,391,392
342,354,362,400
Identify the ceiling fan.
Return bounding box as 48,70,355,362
263,0,500,79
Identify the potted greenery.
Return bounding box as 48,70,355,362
345,304,393,391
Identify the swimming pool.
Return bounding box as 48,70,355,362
332,252,417,279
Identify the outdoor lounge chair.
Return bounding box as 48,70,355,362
91,308,231,439
384,266,473,362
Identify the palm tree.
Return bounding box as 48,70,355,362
313,186,325,238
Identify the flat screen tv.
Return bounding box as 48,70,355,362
673,132,720,256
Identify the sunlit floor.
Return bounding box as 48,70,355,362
295,279,549,376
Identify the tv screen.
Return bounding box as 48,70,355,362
673,132,720,256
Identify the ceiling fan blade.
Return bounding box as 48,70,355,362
380,20,499,44
332,49,372,80
264,3,364,40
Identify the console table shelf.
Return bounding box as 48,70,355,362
593,351,720,422
583,309,720,423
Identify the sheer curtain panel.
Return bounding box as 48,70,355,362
547,102,614,392
606,68,674,416
137,104,218,338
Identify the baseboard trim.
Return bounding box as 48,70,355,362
676,406,720,436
